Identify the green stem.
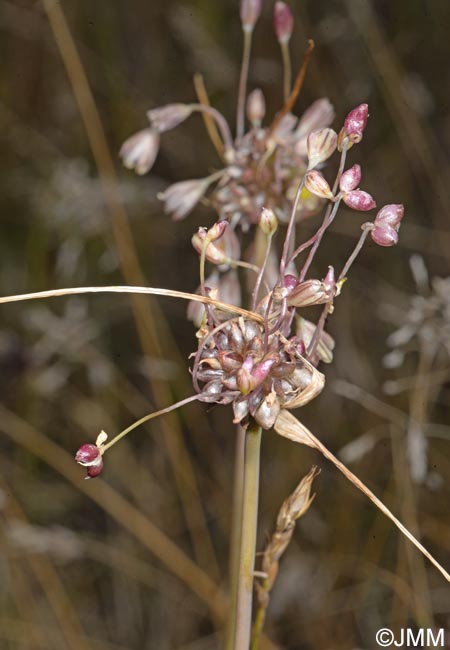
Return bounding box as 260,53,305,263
224,426,246,650
234,420,262,649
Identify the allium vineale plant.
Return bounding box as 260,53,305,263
3,2,449,649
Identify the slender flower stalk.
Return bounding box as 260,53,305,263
237,29,254,139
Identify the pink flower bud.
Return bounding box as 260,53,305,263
240,0,262,31
339,164,361,192
273,2,294,44
304,171,334,200
343,190,376,211
147,104,193,132
246,89,266,127
75,443,100,465
307,128,338,170
371,224,399,247
207,220,228,242
86,459,104,479
75,443,103,480
342,103,369,144
287,269,336,307
119,128,160,175
374,204,404,228
259,207,278,235
192,229,228,265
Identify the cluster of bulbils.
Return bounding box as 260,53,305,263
76,0,404,478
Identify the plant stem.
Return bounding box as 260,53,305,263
280,41,292,102
224,426,246,650
234,420,262,650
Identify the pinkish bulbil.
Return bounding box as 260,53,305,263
273,2,294,44
339,164,362,192
283,274,298,292
343,190,376,212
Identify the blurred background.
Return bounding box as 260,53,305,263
0,0,449,648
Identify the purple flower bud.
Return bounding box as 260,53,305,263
119,128,160,175
75,443,103,480
339,164,361,192
259,207,278,235
374,203,404,228
371,224,399,247
147,103,193,132
86,459,104,480
240,0,262,31
343,190,376,211
343,103,369,144
246,89,266,127
75,443,100,465
304,171,334,200
273,2,294,44
159,178,210,221
307,128,338,170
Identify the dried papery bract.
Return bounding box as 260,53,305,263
251,466,320,648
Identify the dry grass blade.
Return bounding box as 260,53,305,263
0,285,263,322
274,410,450,583
193,73,224,158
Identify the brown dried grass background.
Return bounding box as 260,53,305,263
0,0,449,648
